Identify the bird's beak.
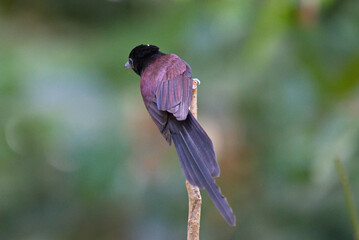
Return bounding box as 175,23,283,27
124,61,131,69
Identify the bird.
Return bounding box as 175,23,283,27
124,44,236,226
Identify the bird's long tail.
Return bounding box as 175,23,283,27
168,112,236,226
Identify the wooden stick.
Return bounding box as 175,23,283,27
186,80,202,240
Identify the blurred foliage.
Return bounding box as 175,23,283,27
1,0,359,239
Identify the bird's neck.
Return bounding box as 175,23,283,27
138,52,165,76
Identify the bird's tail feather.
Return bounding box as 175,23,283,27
169,113,236,226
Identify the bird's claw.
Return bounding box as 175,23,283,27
192,78,200,89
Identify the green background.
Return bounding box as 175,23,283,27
1,0,359,239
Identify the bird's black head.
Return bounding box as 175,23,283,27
125,44,163,75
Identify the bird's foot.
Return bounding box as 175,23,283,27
192,78,200,89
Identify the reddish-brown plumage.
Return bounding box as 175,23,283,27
141,54,190,109
140,54,193,145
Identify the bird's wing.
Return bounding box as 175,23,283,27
140,54,193,145
155,54,193,121
146,101,172,145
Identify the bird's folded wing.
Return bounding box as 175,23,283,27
146,101,172,145
155,55,193,121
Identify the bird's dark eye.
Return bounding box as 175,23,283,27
129,58,134,67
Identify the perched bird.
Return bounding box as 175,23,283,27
125,44,236,226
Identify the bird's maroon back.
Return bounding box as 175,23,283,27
140,54,193,145
140,54,190,110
